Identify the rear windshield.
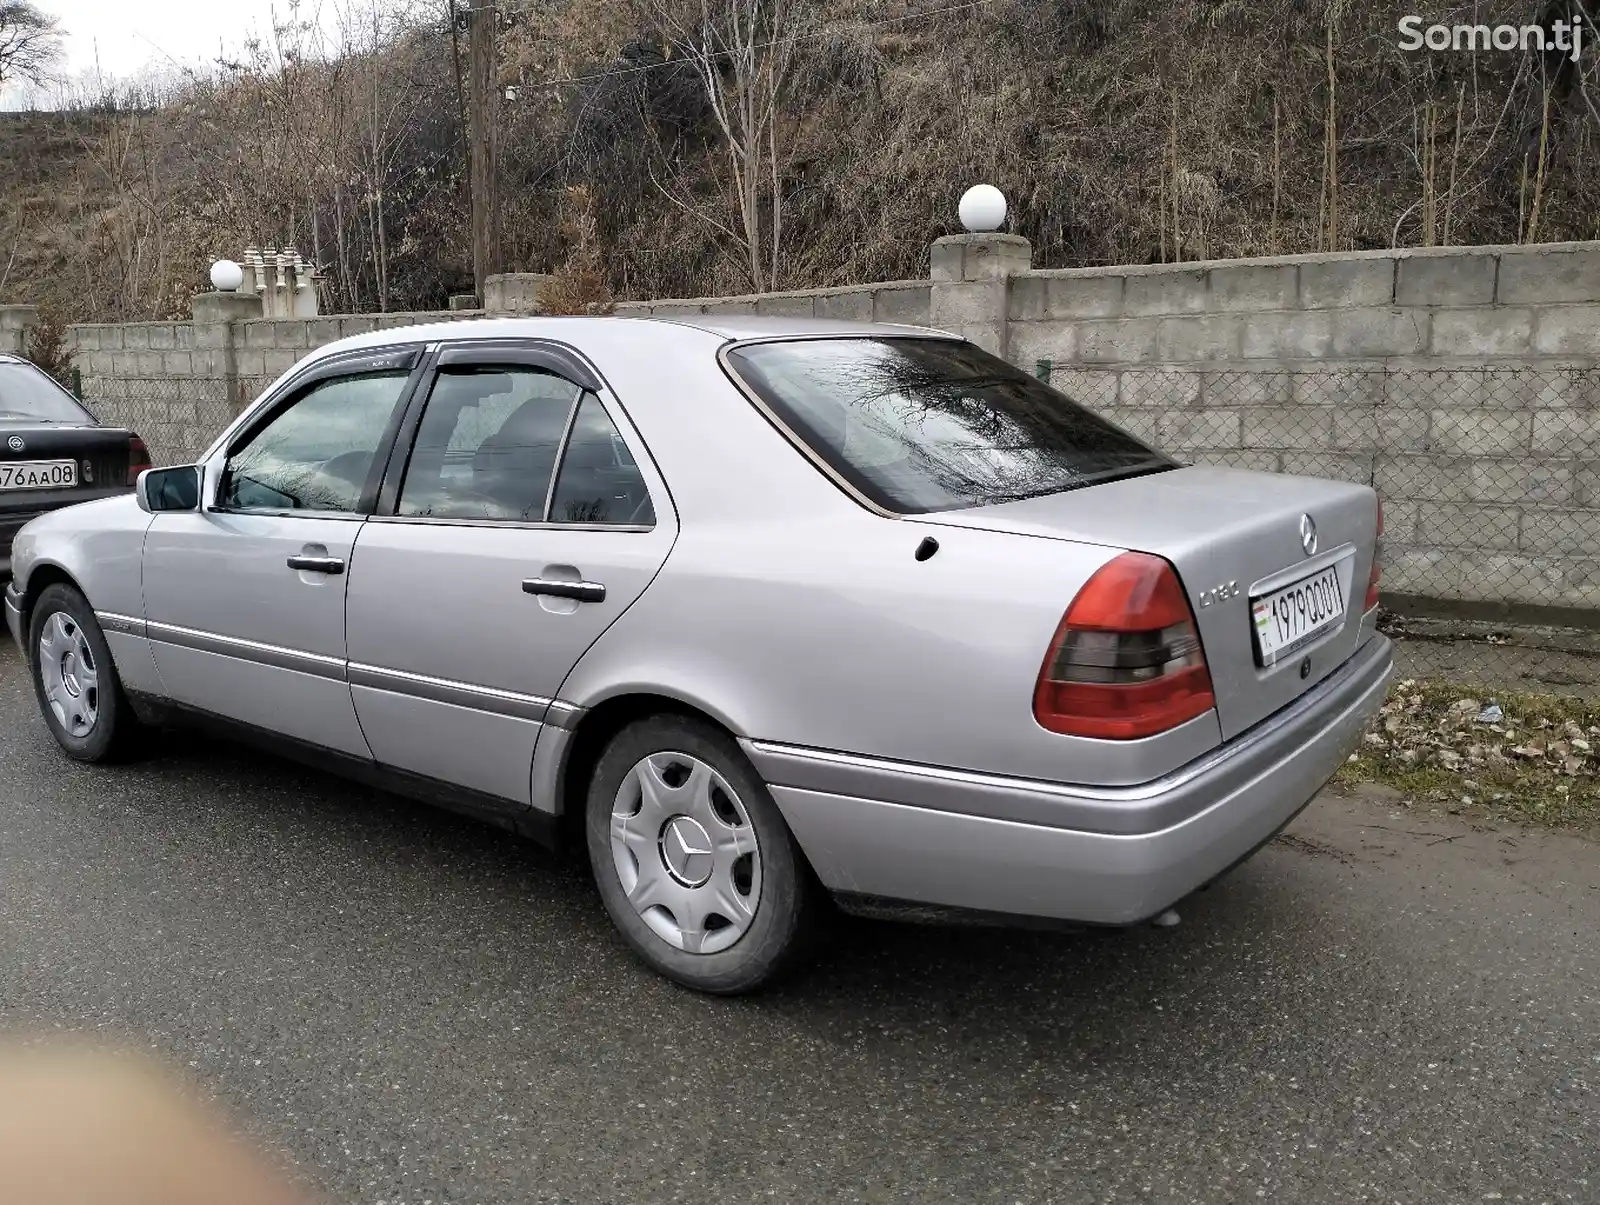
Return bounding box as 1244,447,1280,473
724,337,1172,514
0,361,94,424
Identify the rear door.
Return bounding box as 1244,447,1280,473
142,348,424,757
344,342,676,805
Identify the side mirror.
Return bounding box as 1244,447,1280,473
136,465,202,513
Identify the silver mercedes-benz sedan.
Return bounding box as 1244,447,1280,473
5,316,1392,992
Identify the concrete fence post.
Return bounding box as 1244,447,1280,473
192,290,264,415
0,304,40,357
928,233,1032,357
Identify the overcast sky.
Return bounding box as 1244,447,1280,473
37,0,348,83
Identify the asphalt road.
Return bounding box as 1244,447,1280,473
1,636,1596,1205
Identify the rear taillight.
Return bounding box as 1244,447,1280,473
127,435,151,486
1033,551,1216,741
1364,501,1383,612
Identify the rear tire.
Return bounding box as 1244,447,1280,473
585,714,823,994
27,584,144,763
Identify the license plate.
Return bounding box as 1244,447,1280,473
1251,564,1344,666
0,459,77,491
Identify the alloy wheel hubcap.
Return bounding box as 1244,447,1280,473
38,612,99,739
610,752,762,955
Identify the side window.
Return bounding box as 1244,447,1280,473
220,371,410,513
398,367,584,521
549,394,655,526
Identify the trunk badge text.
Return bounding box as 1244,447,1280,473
1300,513,1318,556
1196,581,1239,608
6,436,22,452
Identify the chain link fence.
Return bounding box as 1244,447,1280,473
81,376,269,467
81,364,1600,698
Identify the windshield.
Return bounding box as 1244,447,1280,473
725,337,1173,514
0,361,94,424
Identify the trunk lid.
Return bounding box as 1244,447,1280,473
914,465,1380,739
0,422,135,514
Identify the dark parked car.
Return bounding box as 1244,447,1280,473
0,353,149,578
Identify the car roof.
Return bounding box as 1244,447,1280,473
312,314,951,363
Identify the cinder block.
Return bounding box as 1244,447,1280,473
1203,370,1290,406
1330,308,1428,357
243,322,275,349
1574,464,1600,507
1559,557,1600,607
1119,368,1200,407
1429,409,1528,455
147,324,176,350
755,294,815,317
649,302,708,317
307,318,342,347
1243,407,1333,451
1376,500,1419,546
275,320,313,348
1156,314,1245,361
1043,274,1125,319
135,351,164,376
1395,252,1497,306
815,290,873,321
1194,449,1282,473
1519,509,1600,557
1456,552,1562,604
1299,258,1395,309
1291,368,1383,407
1123,269,1208,316
1333,408,1429,453
122,327,151,349
99,326,124,350
1430,308,1534,356
1533,305,1600,355
339,317,379,337
1375,454,1471,502
873,284,930,324
1163,409,1242,450
1497,246,1600,304
1469,459,1572,505
1098,407,1161,444
1051,368,1119,409
1280,452,1376,483
1241,312,1334,359
161,352,192,377
1207,263,1297,312
1382,547,1463,597
232,350,267,377
930,281,997,328
1007,276,1048,321
71,326,100,352
1417,501,1520,550
1074,318,1160,364
1530,410,1600,453
262,350,300,377
1007,322,1072,369
702,298,757,315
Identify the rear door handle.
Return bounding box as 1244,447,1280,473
287,555,345,575
522,578,605,603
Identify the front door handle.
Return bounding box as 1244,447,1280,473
523,578,605,603
287,555,345,575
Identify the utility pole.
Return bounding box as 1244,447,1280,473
468,0,502,303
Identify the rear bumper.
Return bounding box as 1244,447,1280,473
747,633,1393,925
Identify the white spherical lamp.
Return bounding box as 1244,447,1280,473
958,184,1007,233
210,259,244,292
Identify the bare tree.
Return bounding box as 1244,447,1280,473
0,0,61,91
644,0,808,293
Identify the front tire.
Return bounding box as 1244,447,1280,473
28,584,143,763
585,715,823,994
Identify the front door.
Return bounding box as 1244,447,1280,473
142,353,421,757
343,345,675,804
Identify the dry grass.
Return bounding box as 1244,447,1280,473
1338,679,1600,834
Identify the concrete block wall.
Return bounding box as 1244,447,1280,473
1010,242,1600,615
612,281,931,326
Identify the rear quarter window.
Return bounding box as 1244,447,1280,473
723,337,1172,515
